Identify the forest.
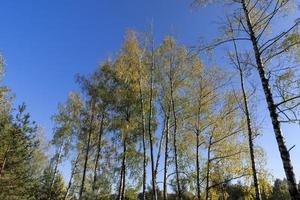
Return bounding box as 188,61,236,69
1,0,300,199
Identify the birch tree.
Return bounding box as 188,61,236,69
192,0,300,198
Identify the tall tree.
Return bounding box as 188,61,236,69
113,31,145,200
147,30,158,200
0,104,40,200
193,0,300,198
156,36,195,199
75,94,96,199
50,92,82,200
229,35,261,199
186,55,223,200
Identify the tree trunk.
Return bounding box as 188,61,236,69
240,69,261,200
117,163,124,200
120,138,127,200
79,100,96,200
241,1,300,199
196,130,201,200
0,147,9,177
171,80,182,200
139,78,147,200
0,156,6,177
49,142,64,200
232,34,261,200
148,53,158,200
63,154,80,200
163,106,170,200
154,115,166,180
205,137,212,200
92,113,105,195
196,97,202,200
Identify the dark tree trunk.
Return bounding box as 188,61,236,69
63,154,80,200
240,69,261,200
49,142,64,200
120,138,127,200
92,113,105,195
142,122,147,200
196,131,201,200
148,55,158,200
232,34,261,200
138,78,147,200
241,1,300,199
196,98,202,200
154,115,166,180
117,163,124,200
171,81,182,200
163,106,170,200
79,100,96,200
205,137,212,200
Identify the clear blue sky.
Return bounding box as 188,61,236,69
0,0,299,183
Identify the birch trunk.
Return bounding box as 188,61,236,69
63,154,80,200
170,79,182,200
241,1,300,199
205,137,212,200
49,141,64,200
139,79,147,200
120,138,127,200
92,113,105,194
148,50,157,200
196,130,201,200
79,100,96,200
163,106,170,200
240,69,261,200
231,34,261,200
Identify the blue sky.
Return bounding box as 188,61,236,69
0,0,299,184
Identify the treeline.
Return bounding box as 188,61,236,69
46,32,266,200
1,0,300,199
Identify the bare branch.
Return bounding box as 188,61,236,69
276,95,300,107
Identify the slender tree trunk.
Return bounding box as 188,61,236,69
63,154,80,200
205,137,212,200
232,37,261,200
148,50,158,200
240,70,261,200
241,1,300,199
49,142,64,200
154,116,166,179
0,156,6,177
142,132,147,200
120,138,127,200
138,75,147,200
196,98,202,200
0,147,9,176
170,80,182,200
79,100,96,200
117,163,124,200
142,134,147,200
196,130,201,200
163,106,170,200
92,113,105,195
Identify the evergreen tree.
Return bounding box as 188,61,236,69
36,166,66,200
270,179,291,200
0,104,39,200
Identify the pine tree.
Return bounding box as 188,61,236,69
0,104,39,200
270,179,291,200
37,166,66,200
